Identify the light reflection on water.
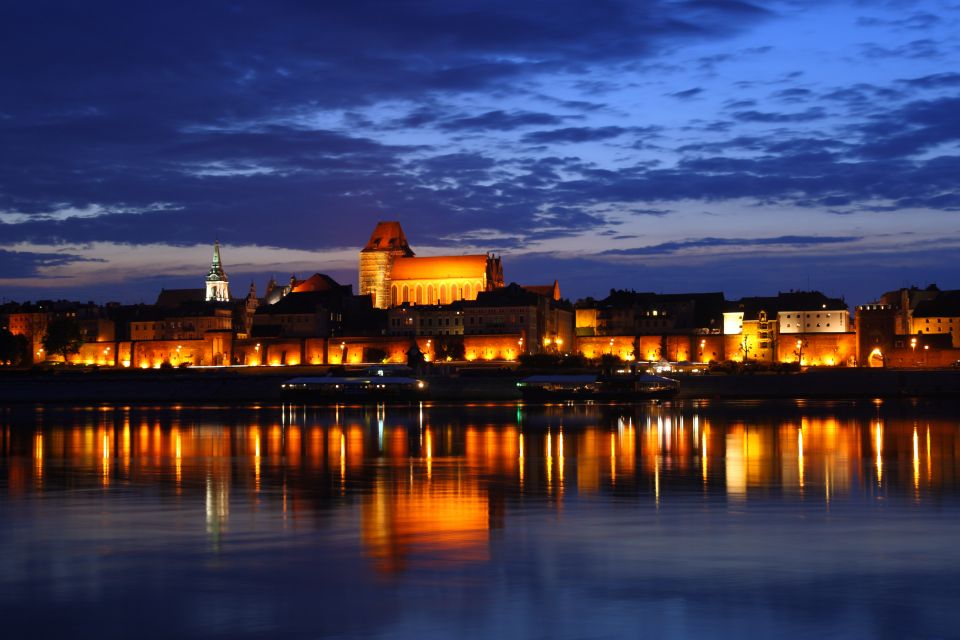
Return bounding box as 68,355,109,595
1,399,960,638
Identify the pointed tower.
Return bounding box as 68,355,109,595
359,221,415,308
205,240,230,302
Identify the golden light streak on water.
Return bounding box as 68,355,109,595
926,426,931,483
558,430,565,492
701,429,708,485
425,427,433,481
610,432,616,485
875,421,883,486
518,433,524,487
252,426,261,492
33,432,42,485
121,419,131,476
913,426,920,492
101,429,110,487
173,427,182,488
798,427,804,490
340,432,346,484
654,455,660,507
546,431,552,489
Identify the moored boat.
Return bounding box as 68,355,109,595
281,375,428,401
517,372,678,402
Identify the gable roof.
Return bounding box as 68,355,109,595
362,221,415,255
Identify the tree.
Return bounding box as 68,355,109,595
434,336,465,361
42,317,84,362
0,328,30,366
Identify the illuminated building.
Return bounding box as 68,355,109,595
723,291,853,364
388,302,466,337
855,286,960,367
359,221,504,309
576,290,724,337
204,240,230,302
911,290,960,348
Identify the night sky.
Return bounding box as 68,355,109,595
2,1,959,305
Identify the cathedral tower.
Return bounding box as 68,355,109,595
360,221,414,309
205,240,230,301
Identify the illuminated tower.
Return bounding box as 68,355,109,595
205,240,230,301
360,221,414,308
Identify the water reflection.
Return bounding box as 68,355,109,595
2,400,960,638
4,402,960,532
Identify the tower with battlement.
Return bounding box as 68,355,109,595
360,222,415,309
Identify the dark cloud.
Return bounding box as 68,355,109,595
438,110,570,132
522,126,632,144
0,249,104,279
733,108,826,123
898,73,960,89
772,88,813,102
857,12,941,31
860,39,944,60
602,235,859,256
857,96,960,159
669,87,704,99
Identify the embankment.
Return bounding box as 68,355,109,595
0,366,958,404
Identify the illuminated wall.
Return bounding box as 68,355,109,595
776,333,857,366
462,334,524,361
391,276,486,305
574,335,724,362
131,338,210,368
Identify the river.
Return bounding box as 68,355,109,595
1,399,958,638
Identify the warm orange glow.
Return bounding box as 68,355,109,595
798,427,804,489
360,478,489,573
34,432,43,484
874,421,883,485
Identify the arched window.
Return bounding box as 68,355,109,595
427,284,435,305
439,284,447,305
391,285,399,306
464,283,472,300
451,284,460,302
415,284,423,305
402,285,409,303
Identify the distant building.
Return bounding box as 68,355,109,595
576,290,724,337
359,221,504,309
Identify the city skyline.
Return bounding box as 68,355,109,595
2,1,959,305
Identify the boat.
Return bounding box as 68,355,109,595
281,375,428,401
516,372,679,402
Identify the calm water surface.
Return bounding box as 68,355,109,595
1,399,959,639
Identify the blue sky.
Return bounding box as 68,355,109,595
1,0,959,305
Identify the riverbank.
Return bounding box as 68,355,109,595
0,366,958,404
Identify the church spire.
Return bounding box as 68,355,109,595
205,240,230,301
